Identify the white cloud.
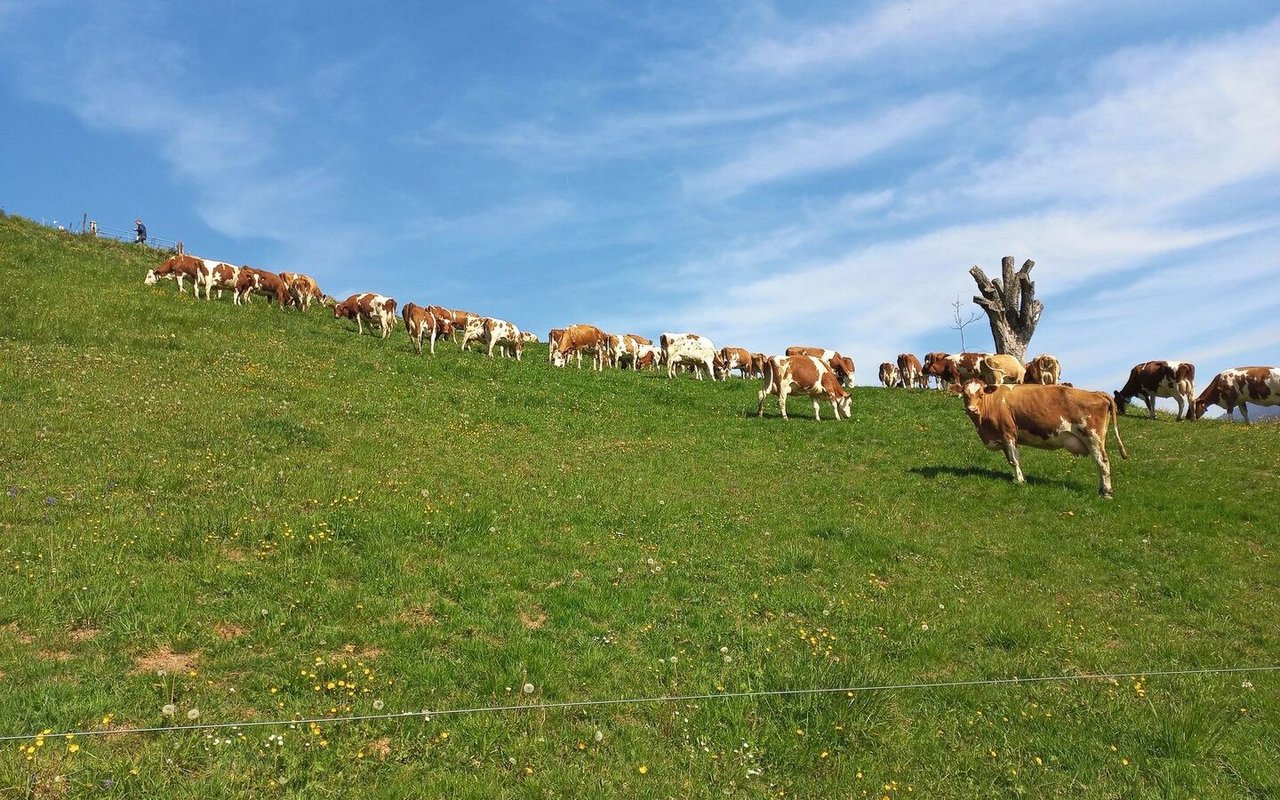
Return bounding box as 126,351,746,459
739,0,1100,74
684,94,966,199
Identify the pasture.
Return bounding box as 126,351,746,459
1,213,1277,797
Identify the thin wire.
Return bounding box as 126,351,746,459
3,664,1275,744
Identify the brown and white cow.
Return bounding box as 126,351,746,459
436,308,477,343
1024,354,1062,385
749,353,768,379
1114,361,1196,421
553,324,609,370
234,268,290,307
980,354,1026,386
424,305,457,345
459,316,488,352
402,303,446,355
924,351,991,388
520,331,539,344
662,333,718,380
144,254,202,293
334,293,397,338
785,347,855,387
605,333,639,369
481,317,524,359
897,353,924,389
634,345,663,370
279,272,325,311
1192,367,1280,423
757,355,851,421
960,380,1128,498
547,328,566,363
878,362,900,388
194,260,242,302
718,347,754,379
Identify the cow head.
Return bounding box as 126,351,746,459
144,269,158,285
1113,390,1131,415
551,348,567,367
1191,398,1208,420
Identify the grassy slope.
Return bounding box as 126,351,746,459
0,214,1277,797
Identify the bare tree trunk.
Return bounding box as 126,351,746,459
968,256,1043,362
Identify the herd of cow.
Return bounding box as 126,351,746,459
143,253,1279,498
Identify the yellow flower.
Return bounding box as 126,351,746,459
638,765,649,774
68,743,80,753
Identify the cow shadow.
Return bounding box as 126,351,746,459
910,464,1077,491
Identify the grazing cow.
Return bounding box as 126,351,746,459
402,303,447,355
634,344,663,370
552,324,609,370
435,308,477,343
959,380,1128,498
424,305,457,346
1114,361,1197,421
334,293,397,338
192,260,242,302
482,317,524,359
520,331,539,344
547,328,565,363
279,272,325,311
1192,367,1280,423
980,354,1027,386
757,355,851,421
234,268,290,307
460,316,488,352
924,351,991,387
785,347,855,387
144,254,202,293
897,353,924,389
605,333,639,369
879,362,900,388
718,347,754,379
750,353,768,379
627,334,653,346
661,333,718,380
1024,354,1062,385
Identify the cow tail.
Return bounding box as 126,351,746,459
1109,396,1129,460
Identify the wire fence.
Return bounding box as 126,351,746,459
13,210,180,252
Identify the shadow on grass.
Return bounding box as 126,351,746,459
910,464,1078,490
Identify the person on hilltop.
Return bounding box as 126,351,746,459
134,219,147,244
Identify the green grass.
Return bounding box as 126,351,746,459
1,212,1277,797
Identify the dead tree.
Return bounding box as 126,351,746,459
968,256,1043,362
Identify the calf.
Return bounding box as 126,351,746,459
662,333,718,380
897,353,924,389
1024,354,1062,385
1114,361,1196,421
960,380,1128,497
634,344,663,370
757,355,851,421
334,293,397,338
878,362,900,388
144,254,202,293
1192,367,1280,423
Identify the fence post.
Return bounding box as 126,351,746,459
176,241,184,255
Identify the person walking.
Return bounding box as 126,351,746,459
134,219,147,244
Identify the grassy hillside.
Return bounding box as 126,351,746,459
1,213,1277,797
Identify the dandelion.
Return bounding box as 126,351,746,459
594,730,603,743
187,708,201,721
523,683,534,695
638,765,649,774
162,704,177,717
719,646,729,655
372,699,385,710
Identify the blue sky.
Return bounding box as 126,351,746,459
3,1,1278,394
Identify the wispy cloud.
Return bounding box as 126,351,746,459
684,94,967,199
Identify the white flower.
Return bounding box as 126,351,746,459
522,683,535,695
593,730,604,743
372,699,385,710
161,704,176,717
187,708,201,721
719,646,729,655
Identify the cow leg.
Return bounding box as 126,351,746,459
1239,403,1251,425
1173,394,1186,421
1086,433,1113,498
1002,441,1025,484
812,398,821,421
1143,393,1156,419
778,385,790,420
756,388,769,417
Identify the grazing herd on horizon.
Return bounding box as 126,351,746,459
143,252,1280,497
